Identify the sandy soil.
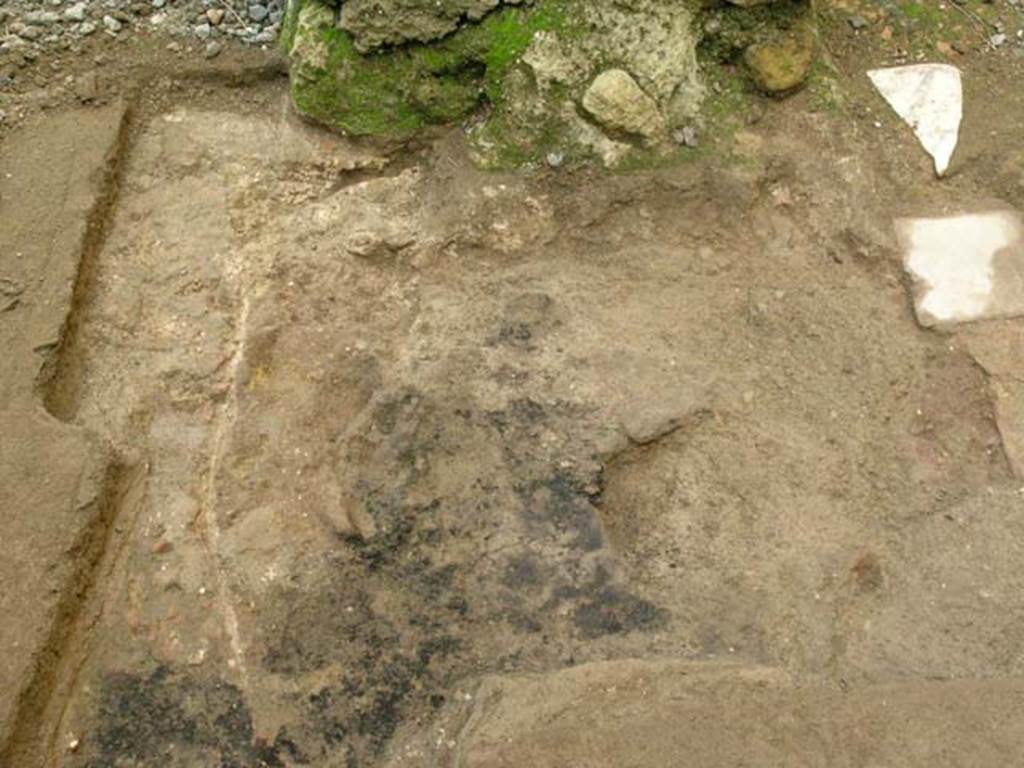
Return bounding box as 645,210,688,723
2,4,1024,767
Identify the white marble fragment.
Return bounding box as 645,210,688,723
896,210,1024,326
868,64,962,176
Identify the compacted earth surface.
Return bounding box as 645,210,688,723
3,2,1024,767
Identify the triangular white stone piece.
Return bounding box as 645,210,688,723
868,64,962,176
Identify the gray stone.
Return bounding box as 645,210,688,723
582,69,666,141
250,29,277,44
78,21,97,35
673,125,699,147
15,25,43,41
194,22,212,39
248,3,269,22
24,10,62,25
102,15,122,33
63,3,87,22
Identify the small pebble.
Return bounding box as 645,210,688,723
207,8,226,26
545,151,564,168
204,41,222,59
673,125,699,148
103,15,123,33
63,3,87,22
24,10,62,26
849,15,868,30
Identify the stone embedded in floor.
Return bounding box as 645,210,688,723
615,382,710,445
868,64,962,176
962,324,1024,477
582,69,666,142
896,209,1024,326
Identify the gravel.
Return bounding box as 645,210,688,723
64,4,88,22
0,0,287,133
0,0,285,58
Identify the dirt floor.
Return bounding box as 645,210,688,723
3,3,1024,767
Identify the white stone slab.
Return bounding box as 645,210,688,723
868,64,962,176
897,210,1024,326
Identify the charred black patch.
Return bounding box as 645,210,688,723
487,397,547,433
573,586,668,639
503,553,542,588
494,321,534,347
299,633,461,764
87,665,283,768
343,495,425,571
248,389,667,763
517,469,605,552
262,588,375,675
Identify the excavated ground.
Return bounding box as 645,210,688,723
3,14,1024,768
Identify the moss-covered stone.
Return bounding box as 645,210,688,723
698,0,810,64
744,21,815,94
284,0,571,139
340,0,527,52
282,0,814,167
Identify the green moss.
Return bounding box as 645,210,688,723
898,1,944,26
279,0,301,53
805,58,843,116
471,114,535,168
611,144,701,173
699,55,752,125
291,22,426,135
475,2,570,101
287,0,575,138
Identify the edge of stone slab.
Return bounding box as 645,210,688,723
385,658,1024,767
